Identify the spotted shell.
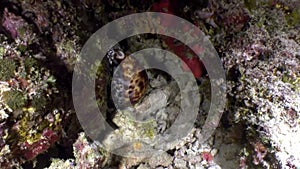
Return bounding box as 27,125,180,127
95,48,148,113
109,49,148,108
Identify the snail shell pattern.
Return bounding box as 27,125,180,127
107,48,148,109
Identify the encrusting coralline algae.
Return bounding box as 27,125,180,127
0,0,299,168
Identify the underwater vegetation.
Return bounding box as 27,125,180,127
0,0,299,168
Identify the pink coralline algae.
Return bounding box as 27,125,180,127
223,10,250,32
72,133,106,168
202,151,214,162
20,129,60,160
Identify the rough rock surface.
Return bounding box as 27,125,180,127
0,0,299,168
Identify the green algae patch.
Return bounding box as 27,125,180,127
286,8,300,27
2,90,26,110
0,59,17,81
